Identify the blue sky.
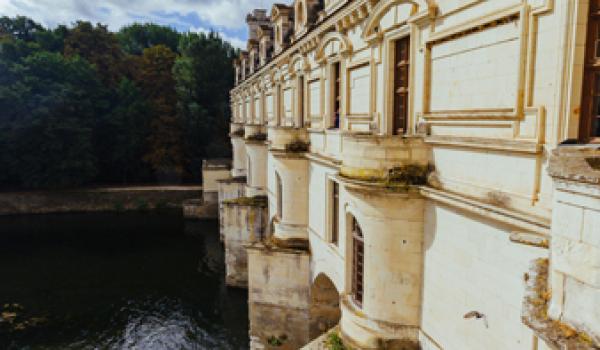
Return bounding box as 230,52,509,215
0,0,280,48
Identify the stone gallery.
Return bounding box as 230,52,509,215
217,0,600,349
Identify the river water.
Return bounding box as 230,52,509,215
0,211,249,349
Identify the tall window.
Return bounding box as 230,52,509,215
332,62,341,128
393,37,410,135
276,172,283,219
298,76,305,127
351,217,364,306
580,2,600,142
331,181,339,245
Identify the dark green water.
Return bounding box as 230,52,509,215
0,211,249,349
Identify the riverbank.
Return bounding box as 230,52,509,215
0,186,202,215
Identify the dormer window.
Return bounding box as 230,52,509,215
296,1,305,32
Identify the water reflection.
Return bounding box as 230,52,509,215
0,211,248,350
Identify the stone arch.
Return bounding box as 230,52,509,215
362,0,437,42
309,273,341,339
288,53,310,76
315,31,353,63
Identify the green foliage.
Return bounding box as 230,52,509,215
138,45,184,180
0,16,235,189
64,21,124,87
0,51,104,188
326,332,348,350
0,16,44,41
174,31,237,181
118,23,180,55
266,334,287,347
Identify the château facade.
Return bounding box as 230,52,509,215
219,0,600,349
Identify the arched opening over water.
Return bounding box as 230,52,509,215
309,273,341,339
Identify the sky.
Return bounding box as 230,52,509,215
0,0,281,48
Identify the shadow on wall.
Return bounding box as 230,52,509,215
310,273,341,340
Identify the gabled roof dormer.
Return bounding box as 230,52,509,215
246,9,270,41
233,58,241,85
240,51,249,81
271,4,294,56
293,0,323,39
247,39,259,74
257,25,273,67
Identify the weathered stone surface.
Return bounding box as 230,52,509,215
548,146,600,185
182,199,218,219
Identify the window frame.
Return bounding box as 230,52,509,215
580,1,600,143
329,180,339,245
393,36,410,135
330,61,342,129
351,216,364,307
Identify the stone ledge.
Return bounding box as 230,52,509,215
420,186,550,236
548,145,600,185
425,135,543,154
305,152,342,169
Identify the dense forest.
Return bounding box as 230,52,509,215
0,16,237,189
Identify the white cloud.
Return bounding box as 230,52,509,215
0,0,280,46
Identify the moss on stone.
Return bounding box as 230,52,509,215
285,139,310,153
340,163,434,190
522,258,599,349
246,133,267,141
230,129,245,137
326,331,349,350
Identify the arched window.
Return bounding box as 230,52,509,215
351,216,364,306
276,172,283,219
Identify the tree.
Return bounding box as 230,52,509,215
0,52,106,188
175,32,236,179
137,45,184,180
64,21,124,86
101,78,153,183
0,16,44,42
118,23,180,55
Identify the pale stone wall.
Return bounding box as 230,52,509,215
247,245,311,349
222,203,268,287
421,202,546,350
231,136,247,178
245,142,268,196
227,0,596,348
547,147,600,345
217,178,246,240
201,161,230,204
